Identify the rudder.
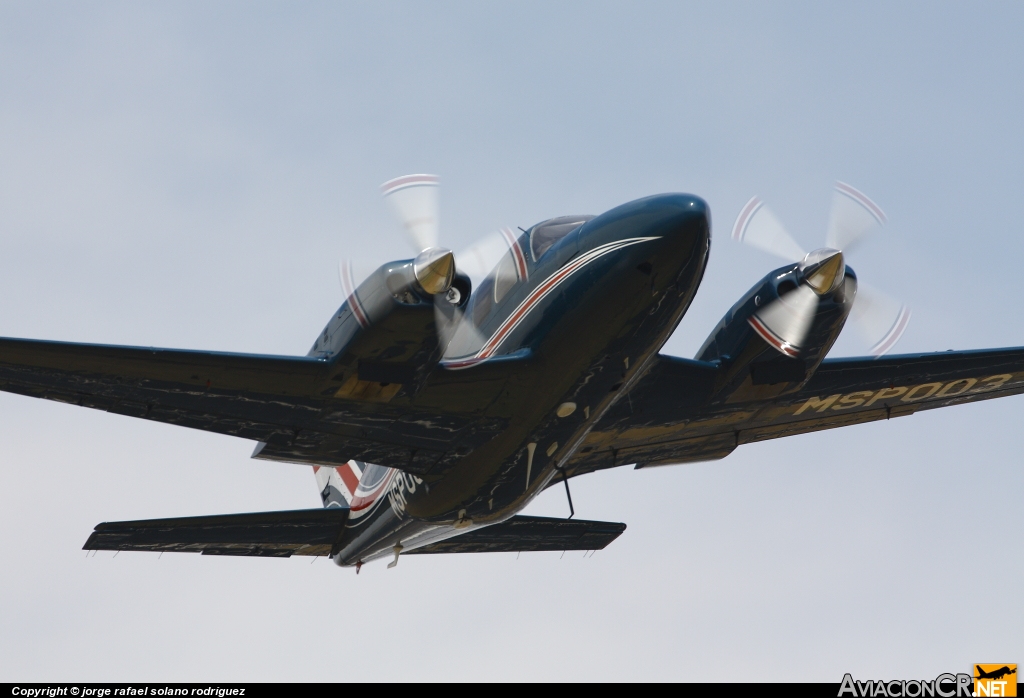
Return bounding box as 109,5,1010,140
314,461,364,509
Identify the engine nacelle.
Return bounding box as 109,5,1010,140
310,260,473,396
695,263,856,403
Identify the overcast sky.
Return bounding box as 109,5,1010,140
1,1,1021,682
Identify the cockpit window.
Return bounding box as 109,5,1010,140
495,230,531,304
466,229,529,326
441,221,590,363
473,276,494,325
529,215,595,262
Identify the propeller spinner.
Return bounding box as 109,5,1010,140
338,174,519,359
732,182,910,357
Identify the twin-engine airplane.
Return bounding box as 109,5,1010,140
4,176,1022,570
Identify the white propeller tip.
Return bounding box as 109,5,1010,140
868,305,911,357
834,181,886,225
731,196,764,242
338,258,371,329
380,173,439,196
380,173,441,253
827,182,887,251
731,196,807,261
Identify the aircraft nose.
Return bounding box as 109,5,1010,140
649,194,710,240
580,193,711,253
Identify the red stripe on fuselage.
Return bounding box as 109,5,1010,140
477,251,587,357
349,470,396,513
442,239,657,368
500,226,529,281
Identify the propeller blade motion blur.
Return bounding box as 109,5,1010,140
826,181,887,252
731,182,909,357
381,174,440,252
338,258,371,329
851,284,911,357
731,196,806,261
749,284,819,357
454,227,524,286
4,174,1020,571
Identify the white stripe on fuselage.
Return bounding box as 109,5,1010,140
441,237,659,369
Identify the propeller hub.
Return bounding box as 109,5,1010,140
800,247,845,296
413,247,456,295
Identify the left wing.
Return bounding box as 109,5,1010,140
568,348,1024,475
406,515,626,554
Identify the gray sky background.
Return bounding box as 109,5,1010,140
1,1,1021,682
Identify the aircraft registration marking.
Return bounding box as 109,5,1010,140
793,373,1016,415
386,471,424,518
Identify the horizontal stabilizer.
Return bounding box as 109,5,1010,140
83,508,349,558
406,515,626,554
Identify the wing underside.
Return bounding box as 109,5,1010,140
0,337,508,476
406,516,626,554
569,348,1024,474
84,508,351,558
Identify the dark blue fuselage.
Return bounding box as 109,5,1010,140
331,194,711,565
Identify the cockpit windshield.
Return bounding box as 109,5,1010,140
441,216,594,363
469,229,529,325
529,215,594,261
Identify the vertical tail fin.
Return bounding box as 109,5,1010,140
313,461,363,509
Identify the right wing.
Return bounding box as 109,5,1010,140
569,348,1024,474
84,508,350,557
0,337,510,475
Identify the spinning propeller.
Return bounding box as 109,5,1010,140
339,174,518,355
732,182,910,357
379,174,456,297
